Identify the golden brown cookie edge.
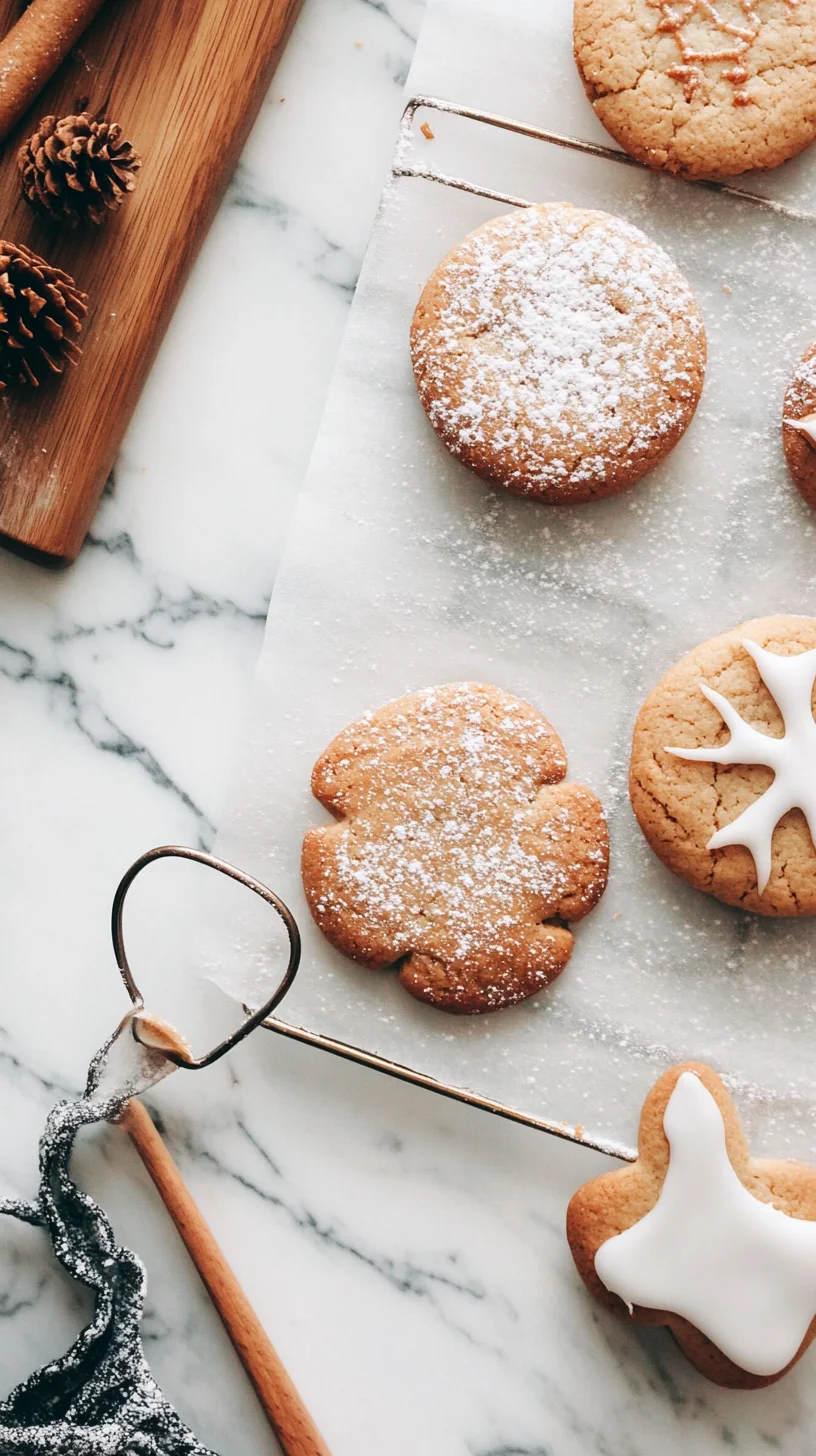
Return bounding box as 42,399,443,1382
629,615,816,916
566,1060,816,1387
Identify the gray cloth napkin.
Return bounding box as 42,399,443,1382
0,1033,216,1455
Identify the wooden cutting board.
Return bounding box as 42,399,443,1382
0,0,303,563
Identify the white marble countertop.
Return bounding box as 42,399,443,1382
0,2,813,1452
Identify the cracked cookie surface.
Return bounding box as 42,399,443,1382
574,0,816,180
629,615,816,914
783,341,816,507
302,682,609,1014
409,204,705,504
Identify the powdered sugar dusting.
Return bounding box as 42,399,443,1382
785,346,816,419
411,204,705,499
213,57,816,1158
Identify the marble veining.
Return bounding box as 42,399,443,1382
226,168,361,298
0,0,814,1453
0,0,424,1447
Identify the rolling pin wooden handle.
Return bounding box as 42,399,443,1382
118,1098,332,1456
0,0,304,565
0,0,109,145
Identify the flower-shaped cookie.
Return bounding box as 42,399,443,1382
567,1063,816,1388
302,683,609,1014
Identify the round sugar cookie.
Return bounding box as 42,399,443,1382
302,682,610,1014
629,616,816,915
574,0,816,181
409,204,706,504
783,341,816,507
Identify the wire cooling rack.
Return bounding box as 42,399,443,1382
393,93,814,219
252,94,816,1167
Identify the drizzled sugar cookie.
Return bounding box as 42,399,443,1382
302,683,609,1014
574,0,816,180
567,1062,816,1387
630,616,816,914
410,204,705,504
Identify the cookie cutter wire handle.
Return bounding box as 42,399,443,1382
261,1011,638,1165
113,845,635,1163
111,843,301,1070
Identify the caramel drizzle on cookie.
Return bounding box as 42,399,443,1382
651,0,798,106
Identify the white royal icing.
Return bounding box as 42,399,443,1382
595,1073,816,1376
665,639,816,892
786,411,816,448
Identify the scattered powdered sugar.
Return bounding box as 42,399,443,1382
308,684,607,1006
785,347,816,417
411,204,705,496
214,94,816,1154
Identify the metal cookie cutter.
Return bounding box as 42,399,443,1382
112,844,636,1163
111,842,300,1076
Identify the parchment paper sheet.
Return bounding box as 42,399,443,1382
213,0,816,1157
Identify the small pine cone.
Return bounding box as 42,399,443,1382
18,113,141,227
0,241,88,392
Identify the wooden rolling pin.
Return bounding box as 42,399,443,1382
0,0,109,143
0,0,304,563
119,1098,332,1456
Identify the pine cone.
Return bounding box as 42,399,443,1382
0,241,87,392
18,113,141,227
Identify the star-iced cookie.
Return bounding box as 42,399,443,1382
301,683,609,1014
574,0,816,181
629,616,816,914
567,1062,816,1387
